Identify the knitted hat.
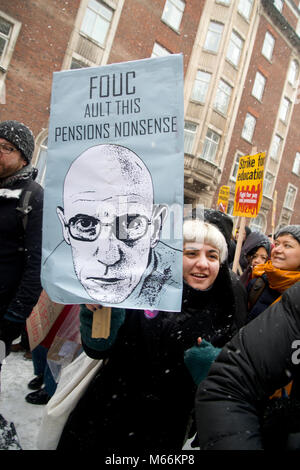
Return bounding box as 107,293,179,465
0,120,35,164
184,208,233,251
275,225,300,244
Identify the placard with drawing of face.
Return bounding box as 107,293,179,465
42,55,184,312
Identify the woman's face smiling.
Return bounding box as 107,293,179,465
183,241,220,290
271,234,300,271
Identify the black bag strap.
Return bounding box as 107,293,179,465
16,188,33,231
248,276,267,312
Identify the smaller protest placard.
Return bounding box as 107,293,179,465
233,152,265,218
217,185,230,213
26,290,64,351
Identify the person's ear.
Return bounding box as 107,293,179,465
150,204,168,248
57,206,71,245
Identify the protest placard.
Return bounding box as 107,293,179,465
233,152,265,217
41,55,184,312
217,185,230,213
232,152,265,273
26,290,64,351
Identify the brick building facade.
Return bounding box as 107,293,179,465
1,0,300,234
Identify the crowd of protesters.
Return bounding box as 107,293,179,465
1,119,300,451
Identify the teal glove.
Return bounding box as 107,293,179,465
80,306,126,352
184,339,221,386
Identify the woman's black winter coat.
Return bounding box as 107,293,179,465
195,281,300,450
57,264,247,452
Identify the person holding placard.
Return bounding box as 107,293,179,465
56,212,247,451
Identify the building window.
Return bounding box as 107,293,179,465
288,59,299,86
201,129,220,162
292,152,300,176
203,21,224,53
34,137,48,187
237,0,253,20
214,79,232,115
241,113,256,142
249,214,265,232
226,30,244,67
274,0,283,12
184,122,197,154
70,58,88,69
284,184,297,209
0,13,21,72
80,0,113,46
270,134,283,161
161,0,185,31
0,16,12,62
279,96,291,123
263,171,274,197
252,71,266,101
230,153,241,181
191,70,212,103
151,42,170,57
262,31,275,61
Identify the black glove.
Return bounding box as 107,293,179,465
0,319,25,355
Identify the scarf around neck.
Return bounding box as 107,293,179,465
252,260,300,294
0,164,34,188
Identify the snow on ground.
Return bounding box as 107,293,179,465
0,350,197,451
0,350,44,450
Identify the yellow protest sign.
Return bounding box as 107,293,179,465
233,152,265,218
217,185,230,213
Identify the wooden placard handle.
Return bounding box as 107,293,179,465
92,307,111,339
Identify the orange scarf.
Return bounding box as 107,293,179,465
252,260,300,302
252,260,300,398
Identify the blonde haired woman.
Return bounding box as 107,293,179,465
58,211,247,452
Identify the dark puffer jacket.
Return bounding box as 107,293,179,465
57,264,247,452
0,166,43,322
195,281,300,450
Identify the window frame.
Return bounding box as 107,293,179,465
251,71,266,101
279,96,291,123
237,0,253,20
262,31,275,61
241,112,256,143
191,70,212,103
269,134,283,162
201,128,221,163
161,0,185,31
230,152,242,182
292,152,300,176
213,78,233,115
249,213,265,232
151,42,171,57
288,59,299,86
80,0,113,47
283,184,297,210
0,12,21,71
274,0,284,12
184,121,197,155
203,21,224,54
263,171,275,197
226,30,244,67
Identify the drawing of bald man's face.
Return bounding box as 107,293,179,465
57,144,167,303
